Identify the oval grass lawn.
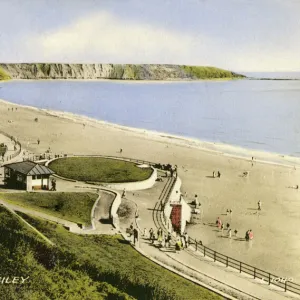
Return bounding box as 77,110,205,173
49,157,153,183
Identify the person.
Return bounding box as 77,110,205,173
157,228,163,246
133,228,139,245
175,237,182,252
228,228,232,238
216,217,222,229
249,230,253,240
234,229,238,236
181,234,186,248
184,232,189,248
194,195,199,208
258,200,261,211
51,178,56,191
218,171,221,178
129,223,134,233
221,223,224,236
166,232,172,248
37,138,40,145
245,230,250,241
122,188,126,198
120,148,123,154
143,228,147,238
226,223,230,230
213,171,215,178
165,234,169,248
149,228,154,242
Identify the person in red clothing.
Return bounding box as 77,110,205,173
248,230,254,240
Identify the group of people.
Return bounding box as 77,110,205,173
216,217,238,238
146,227,189,251
212,171,221,178
245,229,254,241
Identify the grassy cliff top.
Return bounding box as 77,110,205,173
0,63,245,80
180,65,245,79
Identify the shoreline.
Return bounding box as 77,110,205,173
1,97,299,169
0,77,242,84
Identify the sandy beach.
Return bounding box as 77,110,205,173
1,97,300,281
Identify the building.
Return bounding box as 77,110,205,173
4,161,55,191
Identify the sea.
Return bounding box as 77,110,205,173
1,73,300,156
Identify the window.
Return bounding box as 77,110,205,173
37,175,42,179
32,175,36,180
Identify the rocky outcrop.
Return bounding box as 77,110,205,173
0,63,245,80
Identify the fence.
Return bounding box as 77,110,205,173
0,129,22,161
188,237,300,295
11,149,300,295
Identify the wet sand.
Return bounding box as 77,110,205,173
1,98,300,281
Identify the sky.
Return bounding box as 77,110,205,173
0,0,299,72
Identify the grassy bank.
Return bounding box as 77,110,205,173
0,206,132,300
0,192,96,225
180,65,245,79
17,212,223,300
49,157,153,183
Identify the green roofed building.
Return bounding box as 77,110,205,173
4,161,55,191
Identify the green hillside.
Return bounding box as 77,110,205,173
181,65,244,79
0,207,222,300
0,66,11,80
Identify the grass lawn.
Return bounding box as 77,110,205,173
0,192,96,225
49,157,153,183
18,213,223,300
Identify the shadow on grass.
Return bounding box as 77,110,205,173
206,176,216,179
117,238,131,245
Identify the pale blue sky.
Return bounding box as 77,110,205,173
0,0,299,71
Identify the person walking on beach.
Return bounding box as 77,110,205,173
248,230,253,240
120,148,123,154
216,217,222,229
228,228,232,238
258,200,262,211
37,138,40,145
221,223,224,236
213,171,215,178
245,230,250,241
217,171,221,178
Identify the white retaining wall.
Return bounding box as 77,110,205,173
104,168,157,191
46,157,157,191
110,191,122,230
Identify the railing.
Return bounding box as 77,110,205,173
0,129,22,161
8,148,300,295
188,236,300,295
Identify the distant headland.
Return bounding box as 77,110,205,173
0,63,246,81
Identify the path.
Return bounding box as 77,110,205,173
122,177,300,300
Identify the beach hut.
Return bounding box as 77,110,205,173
3,161,55,191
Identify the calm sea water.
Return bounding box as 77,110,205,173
0,79,300,156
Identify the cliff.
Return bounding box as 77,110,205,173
0,63,245,81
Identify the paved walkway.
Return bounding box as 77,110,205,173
123,179,300,300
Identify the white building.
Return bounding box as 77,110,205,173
4,161,55,191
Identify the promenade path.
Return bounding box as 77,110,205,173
122,178,300,300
